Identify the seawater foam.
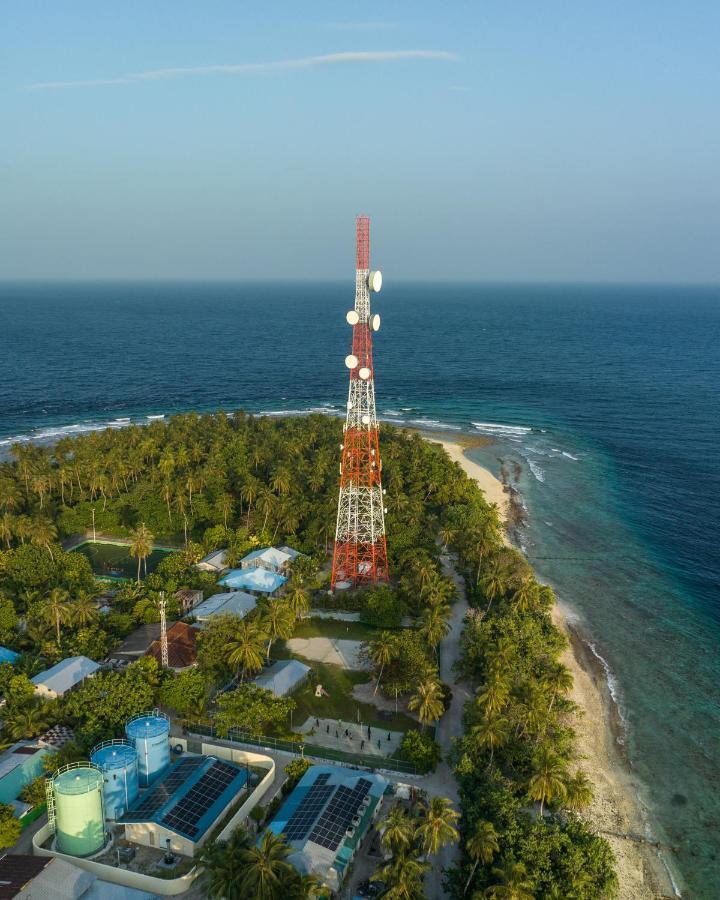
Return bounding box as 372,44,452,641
526,459,546,483
472,421,532,436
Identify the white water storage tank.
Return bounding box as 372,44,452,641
90,740,139,820
125,711,170,787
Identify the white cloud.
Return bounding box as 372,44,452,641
27,50,457,90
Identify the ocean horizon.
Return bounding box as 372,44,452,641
1,280,719,896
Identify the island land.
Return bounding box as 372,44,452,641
428,435,677,900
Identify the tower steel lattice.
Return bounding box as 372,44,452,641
331,216,389,588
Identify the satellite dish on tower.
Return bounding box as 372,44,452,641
371,314,381,332
359,367,371,380
368,271,383,292
346,310,359,325
345,354,358,369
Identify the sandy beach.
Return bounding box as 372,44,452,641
432,436,677,899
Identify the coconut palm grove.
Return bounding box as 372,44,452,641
0,412,616,897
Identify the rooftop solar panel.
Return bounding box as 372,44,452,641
160,759,243,838
282,774,335,841
308,778,371,851
124,757,204,819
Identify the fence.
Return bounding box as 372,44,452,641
187,722,419,776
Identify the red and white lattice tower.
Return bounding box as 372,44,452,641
331,216,389,589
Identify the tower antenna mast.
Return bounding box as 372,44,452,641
331,216,389,588
159,591,168,668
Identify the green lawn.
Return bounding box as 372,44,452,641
285,660,416,733
291,617,390,643
72,540,176,579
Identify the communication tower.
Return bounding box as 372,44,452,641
331,216,389,588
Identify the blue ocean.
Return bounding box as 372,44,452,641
1,281,718,895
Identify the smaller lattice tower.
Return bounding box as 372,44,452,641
331,216,389,588
158,591,168,668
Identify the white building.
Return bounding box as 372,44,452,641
254,659,310,697
31,656,101,699
195,549,229,573
240,546,300,575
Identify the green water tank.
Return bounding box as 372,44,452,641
52,764,106,857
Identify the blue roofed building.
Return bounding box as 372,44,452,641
0,646,19,665
119,755,249,856
218,567,287,594
267,765,387,893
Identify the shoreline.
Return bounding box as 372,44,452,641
429,435,678,899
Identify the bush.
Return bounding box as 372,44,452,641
282,758,311,795
19,776,47,807
249,805,265,823
0,804,21,849
398,729,441,774
359,586,407,628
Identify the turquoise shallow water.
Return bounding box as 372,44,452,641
0,281,718,895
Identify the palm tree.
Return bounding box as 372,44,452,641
226,620,266,682
196,827,253,899
0,512,13,549
464,820,500,895
42,587,72,644
471,712,510,769
480,560,509,615
527,747,568,816
482,860,535,900
30,519,57,561
129,522,153,583
418,605,451,655
477,674,510,717
259,600,295,662
408,679,445,731
416,796,459,857
373,852,429,900
368,632,396,695
2,703,50,740
238,831,296,900
284,582,310,620
510,576,539,614
541,663,573,715
72,592,99,628
380,805,416,854
563,770,594,811
439,524,457,552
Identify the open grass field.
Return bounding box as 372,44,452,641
72,540,176,579
273,636,415,733
292,617,390,643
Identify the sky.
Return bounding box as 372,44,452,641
1,1,719,282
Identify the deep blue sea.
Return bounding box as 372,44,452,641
1,281,719,895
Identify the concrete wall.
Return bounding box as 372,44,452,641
32,824,198,896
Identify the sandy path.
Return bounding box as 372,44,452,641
429,437,677,899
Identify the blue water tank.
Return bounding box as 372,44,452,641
90,740,139,820
125,711,170,787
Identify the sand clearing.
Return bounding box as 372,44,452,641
431,437,677,899
286,636,369,670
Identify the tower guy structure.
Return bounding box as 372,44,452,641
331,216,389,589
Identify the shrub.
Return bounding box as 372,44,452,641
398,729,441,774
360,586,407,628
282,758,311,795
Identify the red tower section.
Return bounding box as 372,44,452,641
331,217,389,588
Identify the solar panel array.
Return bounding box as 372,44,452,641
309,777,372,851
162,759,242,838
124,757,204,819
283,772,333,842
